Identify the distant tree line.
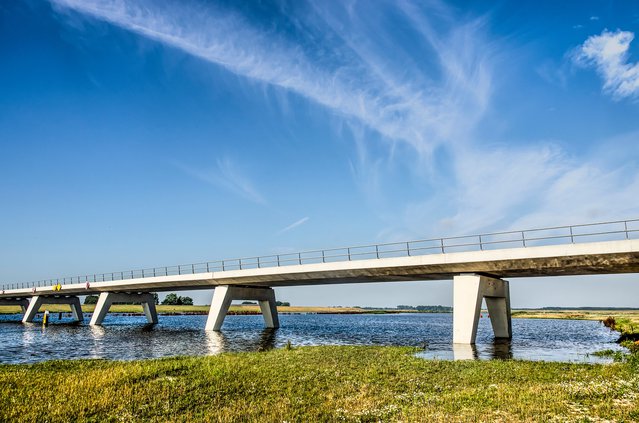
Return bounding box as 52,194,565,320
162,293,193,305
240,301,291,306
396,305,452,312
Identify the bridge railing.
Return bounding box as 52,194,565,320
2,218,638,292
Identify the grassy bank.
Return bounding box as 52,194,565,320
512,309,639,329
512,309,639,333
1,346,639,422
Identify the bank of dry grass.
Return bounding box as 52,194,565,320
1,346,638,422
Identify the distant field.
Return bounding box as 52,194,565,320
0,304,369,315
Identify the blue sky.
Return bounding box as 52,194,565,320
1,0,639,307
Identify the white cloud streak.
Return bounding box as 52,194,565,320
175,157,266,205
278,217,309,234
50,0,492,157
574,29,639,100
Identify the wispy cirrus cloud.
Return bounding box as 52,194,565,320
573,29,639,100
175,157,266,205
49,0,639,239
49,0,492,157
278,217,309,235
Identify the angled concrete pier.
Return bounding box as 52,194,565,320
22,296,84,323
453,274,511,344
90,292,158,326
206,286,279,331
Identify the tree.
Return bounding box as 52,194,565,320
84,295,99,305
162,293,180,305
276,301,290,307
153,293,159,305
161,293,193,305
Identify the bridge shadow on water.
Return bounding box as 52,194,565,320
449,340,513,360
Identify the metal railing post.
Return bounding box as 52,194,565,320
347,248,351,261
569,226,574,243
407,242,411,256
375,245,379,259
322,250,325,263
239,259,243,270
257,257,261,268
522,231,526,247
440,238,445,253
625,221,629,239
276,255,280,267
298,253,302,265
479,235,483,251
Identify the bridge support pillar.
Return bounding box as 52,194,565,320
0,298,29,313
22,296,84,323
206,286,279,331
453,274,511,344
89,292,158,326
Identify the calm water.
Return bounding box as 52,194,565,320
0,313,623,364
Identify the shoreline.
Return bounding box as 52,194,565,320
2,304,639,317
0,304,449,315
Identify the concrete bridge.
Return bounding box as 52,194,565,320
1,219,638,344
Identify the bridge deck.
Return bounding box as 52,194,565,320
2,239,638,300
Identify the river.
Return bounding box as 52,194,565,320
0,313,623,364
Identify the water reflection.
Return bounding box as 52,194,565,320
451,340,513,360
490,339,513,360
258,328,277,352
89,325,106,359
205,331,226,355
0,313,625,364
452,344,477,360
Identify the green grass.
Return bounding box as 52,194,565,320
1,346,639,422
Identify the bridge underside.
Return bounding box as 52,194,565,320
2,243,638,298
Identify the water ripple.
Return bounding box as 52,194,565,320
0,313,623,364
